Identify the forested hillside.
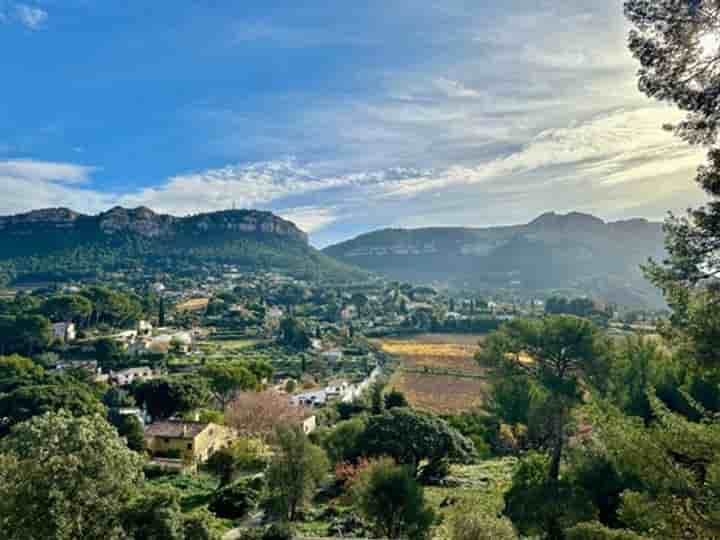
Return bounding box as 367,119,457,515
0,207,364,285
325,212,666,307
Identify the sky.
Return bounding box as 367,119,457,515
0,0,710,246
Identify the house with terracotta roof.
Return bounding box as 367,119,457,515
144,420,236,469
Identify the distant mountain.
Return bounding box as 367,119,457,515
0,207,363,285
324,212,667,307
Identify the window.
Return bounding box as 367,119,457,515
187,443,192,450
163,438,169,443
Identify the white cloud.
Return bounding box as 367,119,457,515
0,160,96,184
13,3,47,30
0,159,111,216
277,206,339,233
0,0,711,245
0,102,707,242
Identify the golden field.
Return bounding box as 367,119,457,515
377,333,488,414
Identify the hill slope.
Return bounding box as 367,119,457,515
324,212,666,307
0,207,363,285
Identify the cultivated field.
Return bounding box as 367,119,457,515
376,333,488,414
388,371,486,413
174,297,210,312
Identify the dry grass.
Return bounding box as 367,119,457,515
174,298,210,312
375,334,485,374
379,334,488,414
387,371,487,414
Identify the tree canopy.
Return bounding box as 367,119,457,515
132,377,209,420
0,411,144,540
480,315,609,481
358,408,475,478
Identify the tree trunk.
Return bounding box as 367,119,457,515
548,407,565,483
546,407,566,540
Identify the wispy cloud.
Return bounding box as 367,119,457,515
1,2,48,30
0,160,96,183
0,159,110,216
0,0,711,246
15,4,46,29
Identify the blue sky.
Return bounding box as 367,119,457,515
0,0,709,245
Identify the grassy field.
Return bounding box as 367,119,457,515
376,333,488,414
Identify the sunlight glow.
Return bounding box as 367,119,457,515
699,32,720,59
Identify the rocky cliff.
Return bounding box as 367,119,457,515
324,212,666,307
0,206,354,285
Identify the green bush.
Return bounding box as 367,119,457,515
504,452,595,538
262,523,293,540
321,417,366,464
565,522,649,540
208,476,263,519
354,460,436,540
449,509,517,540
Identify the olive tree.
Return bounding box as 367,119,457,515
0,410,144,540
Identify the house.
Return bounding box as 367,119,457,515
291,389,328,407
290,379,351,408
52,322,77,342
300,414,317,435
110,366,162,386
320,349,343,363
54,359,99,375
325,379,350,398
138,320,153,336
144,420,236,469
128,332,193,356
114,407,149,426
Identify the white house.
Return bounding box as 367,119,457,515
290,390,328,407
52,322,77,342
301,414,317,434
110,366,162,386
138,320,153,336
321,349,343,363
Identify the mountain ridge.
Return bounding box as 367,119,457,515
323,212,666,308
0,206,358,285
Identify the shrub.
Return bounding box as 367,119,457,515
335,457,371,486
449,509,517,540
262,523,293,540
384,388,409,409
354,460,436,540
565,522,649,540
322,417,366,464
208,476,263,519
504,452,595,538
266,426,329,521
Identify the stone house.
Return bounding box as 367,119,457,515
144,420,236,469
52,322,77,342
